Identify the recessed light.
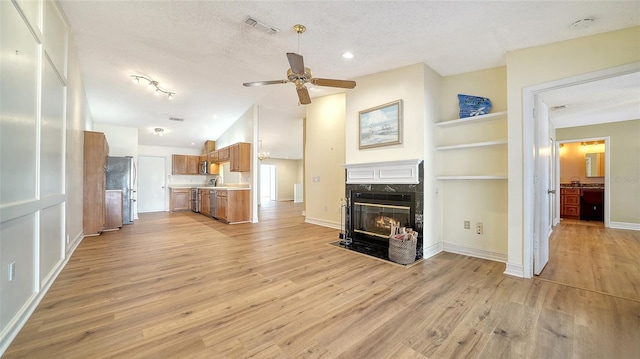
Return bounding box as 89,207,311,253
342,51,354,59
570,17,595,29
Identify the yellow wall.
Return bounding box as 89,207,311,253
558,142,606,185
506,26,640,269
438,67,508,259
260,158,302,201
440,66,507,121
345,63,429,164
557,120,640,225
304,93,346,228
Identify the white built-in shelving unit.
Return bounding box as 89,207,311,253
434,111,508,181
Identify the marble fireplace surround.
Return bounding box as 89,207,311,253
343,159,424,261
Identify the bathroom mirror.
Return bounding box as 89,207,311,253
585,152,605,177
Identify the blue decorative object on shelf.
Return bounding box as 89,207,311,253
458,94,491,118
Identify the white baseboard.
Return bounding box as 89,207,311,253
422,242,443,259
1,234,85,356
442,242,507,263
305,217,341,230
609,221,640,231
503,262,525,278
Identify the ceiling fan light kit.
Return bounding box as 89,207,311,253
242,24,356,105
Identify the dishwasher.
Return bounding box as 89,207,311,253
190,187,199,212
209,189,218,218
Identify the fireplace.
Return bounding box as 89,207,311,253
342,160,424,262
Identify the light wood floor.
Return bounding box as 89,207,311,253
4,202,640,358
539,219,640,301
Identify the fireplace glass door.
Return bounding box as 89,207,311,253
352,202,411,239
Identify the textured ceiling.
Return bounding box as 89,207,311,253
58,1,640,158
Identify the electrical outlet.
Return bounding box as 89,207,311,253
477,222,483,235
66,234,70,244
324,205,328,212
8,262,15,281
464,221,470,229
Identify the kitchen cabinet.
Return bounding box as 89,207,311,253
216,189,250,223
216,191,228,222
84,131,109,235
200,189,211,216
218,147,230,162
230,142,251,172
170,188,191,212
560,188,580,220
187,155,200,174
105,190,123,230
172,154,201,175
209,150,219,163
204,140,216,153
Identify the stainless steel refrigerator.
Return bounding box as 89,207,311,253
106,156,136,224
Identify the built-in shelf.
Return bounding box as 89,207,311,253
435,140,507,151
434,111,507,128
435,175,508,180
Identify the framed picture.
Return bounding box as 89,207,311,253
359,100,403,149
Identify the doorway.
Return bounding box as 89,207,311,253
137,156,166,213
524,63,639,278
260,164,277,205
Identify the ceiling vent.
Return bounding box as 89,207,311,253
244,16,280,35
169,117,184,122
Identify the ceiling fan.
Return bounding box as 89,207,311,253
243,24,356,105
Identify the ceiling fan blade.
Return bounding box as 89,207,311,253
243,80,288,87
296,86,311,105
310,78,357,89
286,53,305,75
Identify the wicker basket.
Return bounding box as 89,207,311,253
388,236,417,265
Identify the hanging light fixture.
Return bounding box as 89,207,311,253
258,140,270,161
153,127,165,136
130,74,175,99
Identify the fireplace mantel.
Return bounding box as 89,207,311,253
343,159,421,184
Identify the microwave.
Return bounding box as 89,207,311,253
199,160,208,174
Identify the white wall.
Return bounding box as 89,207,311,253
138,145,206,211
94,123,138,158
0,0,89,354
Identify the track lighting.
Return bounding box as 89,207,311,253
130,74,175,99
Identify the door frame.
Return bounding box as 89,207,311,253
556,137,611,227
522,62,639,278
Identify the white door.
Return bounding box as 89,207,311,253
534,100,552,275
137,156,166,213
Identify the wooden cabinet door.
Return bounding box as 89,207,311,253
172,154,187,174
218,147,230,162
170,189,190,211
226,190,250,223
230,143,251,172
187,155,200,174
217,192,228,221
